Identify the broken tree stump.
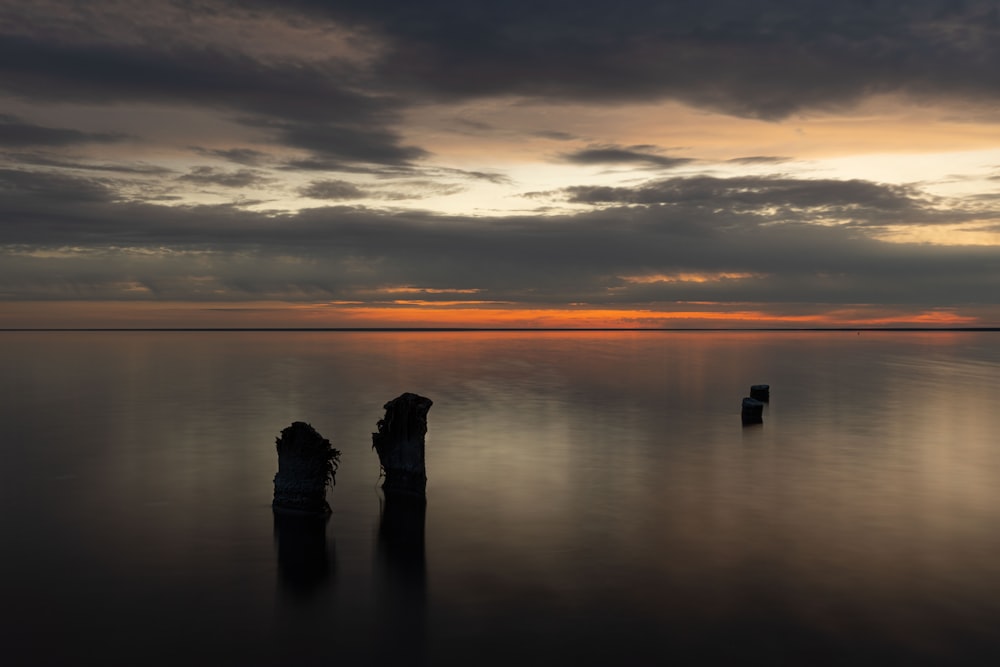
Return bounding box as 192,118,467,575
273,421,341,513
372,392,433,497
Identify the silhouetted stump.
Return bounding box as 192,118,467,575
750,384,770,402
373,393,433,497
273,421,340,513
742,397,764,425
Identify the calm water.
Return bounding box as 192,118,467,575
2,330,1000,665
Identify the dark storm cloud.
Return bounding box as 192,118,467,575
2,166,998,306
231,0,1000,118
560,145,693,169
0,114,127,147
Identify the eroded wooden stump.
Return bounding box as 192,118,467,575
273,421,340,513
373,393,433,497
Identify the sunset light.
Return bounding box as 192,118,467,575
1,1,999,328
7,5,1000,664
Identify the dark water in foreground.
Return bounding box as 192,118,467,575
2,330,1000,665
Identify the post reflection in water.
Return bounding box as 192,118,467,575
375,492,427,665
273,509,334,599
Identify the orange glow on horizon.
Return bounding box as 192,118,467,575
0,300,985,329
306,305,980,329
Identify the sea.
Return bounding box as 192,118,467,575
2,330,1000,666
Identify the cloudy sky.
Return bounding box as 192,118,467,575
2,0,1000,328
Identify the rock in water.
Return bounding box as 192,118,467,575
273,421,340,513
373,393,433,497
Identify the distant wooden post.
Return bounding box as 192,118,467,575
741,397,764,425
373,393,433,497
750,384,770,402
273,421,341,513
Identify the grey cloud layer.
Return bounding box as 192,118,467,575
1,0,998,317
564,176,928,219
178,167,272,188
2,167,997,306
560,146,693,169
0,16,418,168
2,1,998,174
5,1,1000,149
0,114,128,147
231,0,1000,118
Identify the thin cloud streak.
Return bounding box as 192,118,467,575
559,145,693,169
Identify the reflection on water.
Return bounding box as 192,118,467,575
2,330,1000,665
375,493,427,666
273,510,333,599
377,493,426,595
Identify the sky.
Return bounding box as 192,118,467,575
2,0,1000,328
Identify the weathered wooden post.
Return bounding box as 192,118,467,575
741,397,764,425
372,392,433,497
273,421,341,513
750,384,770,402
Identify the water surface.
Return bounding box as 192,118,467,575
2,331,999,665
